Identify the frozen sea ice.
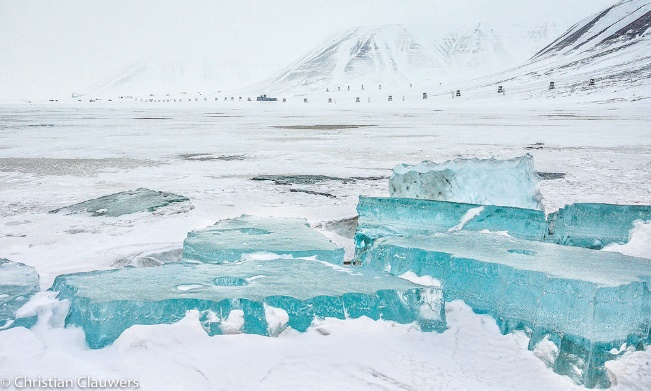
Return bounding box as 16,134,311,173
548,203,651,249
359,231,651,388
183,215,345,264
354,196,548,264
49,188,190,217
0,259,39,330
390,154,543,210
50,258,446,349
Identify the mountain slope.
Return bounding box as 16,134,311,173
533,0,650,59
75,57,268,97
255,23,559,95
458,0,651,100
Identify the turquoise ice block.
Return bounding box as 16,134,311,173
390,154,543,210
354,197,548,264
360,231,651,388
183,215,345,264
51,258,446,349
0,259,39,330
548,203,651,250
49,188,189,217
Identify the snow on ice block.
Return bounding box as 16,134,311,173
49,188,189,217
548,203,651,250
390,154,543,210
354,197,547,263
50,259,446,349
0,259,39,330
182,215,345,264
360,232,651,388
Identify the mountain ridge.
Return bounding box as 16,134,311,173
248,22,561,95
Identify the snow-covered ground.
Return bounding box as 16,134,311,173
1,100,650,390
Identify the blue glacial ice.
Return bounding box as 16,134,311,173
548,203,651,249
0,259,39,330
358,231,651,388
354,196,548,263
356,196,650,254
182,215,345,264
390,154,543,210
50,258,446,349
49,188,190,217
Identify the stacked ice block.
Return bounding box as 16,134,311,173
350,155,651,387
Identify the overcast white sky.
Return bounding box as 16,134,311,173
0,0,617,98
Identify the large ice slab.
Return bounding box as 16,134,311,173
49,188,190,217
0,259,39,330
548,203,651,250
354,197,548,264
359,232,651,388
51,258,446,349
183,215,345,264
390,154,543,210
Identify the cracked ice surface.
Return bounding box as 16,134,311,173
49,188,190,217
359,231,651,388
51,258,445,348
0,259,39,330
182,215,345,264
390,154,543,210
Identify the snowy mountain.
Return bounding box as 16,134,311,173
465,0,651,100
75,57,273,97
72,1,650,101
253,23,560,95
532,0,650,60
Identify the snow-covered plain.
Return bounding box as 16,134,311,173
1,100,650,390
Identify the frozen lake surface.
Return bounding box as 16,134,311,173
0,101,649,390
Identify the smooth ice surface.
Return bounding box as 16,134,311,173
51,258,446,348
549,203,651,249
390,154,543,210
49,188,190,217
360,231,651,388
0,259,39,330
183,215,345,264
355,197,547,263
